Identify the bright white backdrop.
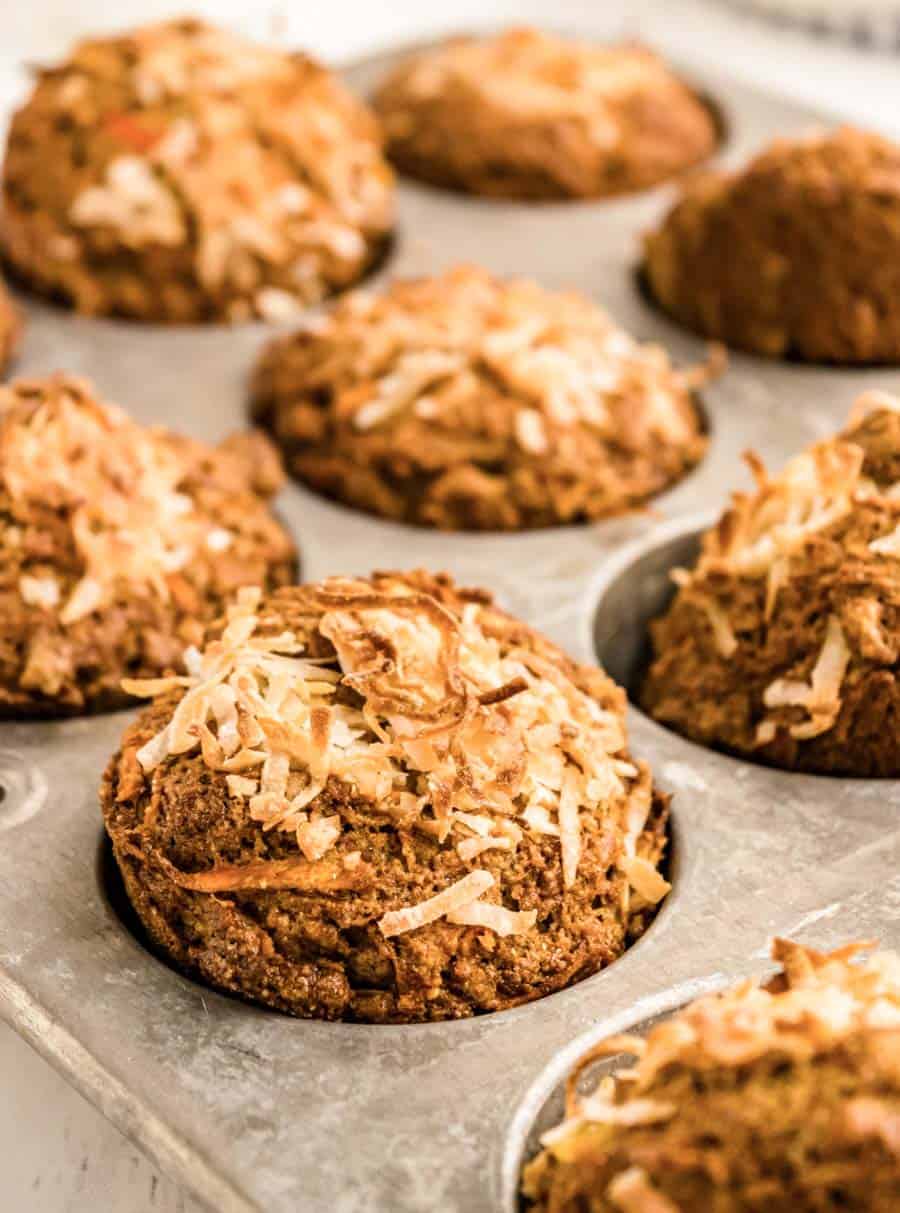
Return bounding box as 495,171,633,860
0,2,898,1211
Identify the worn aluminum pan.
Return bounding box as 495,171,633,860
0,40,898,1213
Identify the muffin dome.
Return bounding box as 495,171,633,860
103,570,670,1022
251,266,710,530
644,127,900,363
641,391,900,775
2,19,394,322
373,28,717,200
522,938,900,1212
0,374,296,715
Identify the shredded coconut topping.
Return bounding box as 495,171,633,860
124,574,663,936
687,440,864,612
328,270,704,445
1,377,227,623
535,939,900,1184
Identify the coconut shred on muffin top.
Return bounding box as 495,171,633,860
1,18,394,322
103,570,671,1022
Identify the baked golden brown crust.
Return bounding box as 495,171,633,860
644,127,900,363
522,939,900,1212
373,29,717,200
2,18,394,323
641,391,900,775
0,278,20,374
251,266,710,530
102,570,670,1022
0,374,297,716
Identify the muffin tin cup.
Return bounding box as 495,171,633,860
1,40,899,1213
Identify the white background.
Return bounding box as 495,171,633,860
0,2,898,1210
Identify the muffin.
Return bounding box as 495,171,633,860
0,277,20,373
644,127,900,363
102,569,671,1023
251,266,712,530
372,28,718,200
0,374,296,716
641,391,900,775
2,18,394,323
522,938,900,1212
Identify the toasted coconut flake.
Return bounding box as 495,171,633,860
870,523,900,557
846,389,900,429
456,835,512,862
378,869,494,937
445,899,537,937
60,576,105,624
580,1095,676,1127
607,1167,681,1213
515,407,549,454
762,615,850,740
688,590,737,658
843,1097,900,1157
18,574,60,609
622,855,672,905
136,725,173,772
225,774,258,799
295,814,341,861
558,767,582,888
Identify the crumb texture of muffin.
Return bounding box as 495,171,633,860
2,19,394,322
102,569,670,1022
644,127,900,363
522,938,900,1212
641,391,900,775
251,266,710,530
0,278,20,373
373,28,717,200
0,374,296,716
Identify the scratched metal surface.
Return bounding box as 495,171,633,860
0,39,898,1213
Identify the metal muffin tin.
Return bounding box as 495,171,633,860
0,37,899,1213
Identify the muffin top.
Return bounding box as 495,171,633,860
252,266,711,530
373,28,717,199
642,391,900,774
643,127,900,362
105,570,669,1021
0,374,296,714
2,19,394,322
522,937,900,1211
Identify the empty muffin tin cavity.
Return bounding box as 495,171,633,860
592,517,705,699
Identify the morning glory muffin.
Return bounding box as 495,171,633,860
522,937,900,1212
644,127,900,363
0,374,296,716
372,28,717,200
2,18,394,322
102,569,671,1022
251,265,711,530
641,391,900,775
